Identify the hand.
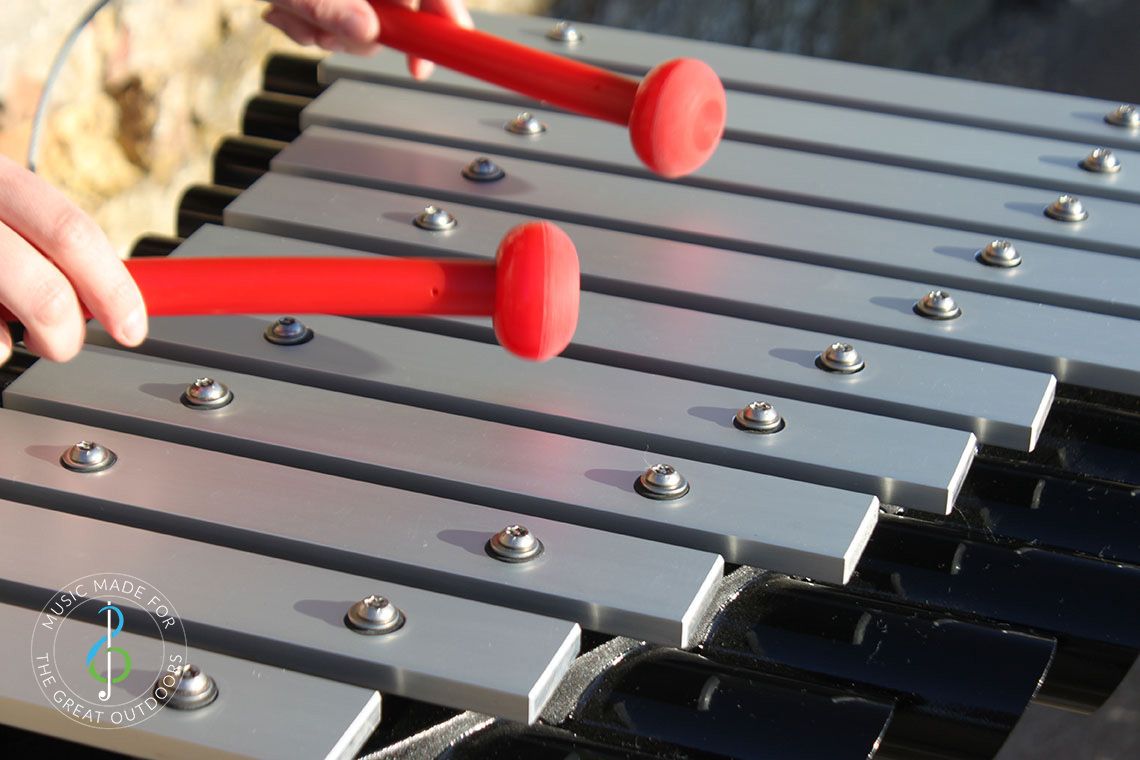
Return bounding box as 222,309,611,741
262,0,473,79
0,155,147,366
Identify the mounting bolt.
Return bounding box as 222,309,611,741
345,595,405,635
635,463,690,500
546,21,583,44
1080,148,1121,174
181,377,233,410
264,316,314,346
734,401,785,433
976,239,1022,268
154,664,218,710
817,342,865,374
487,524,544,562
1105,104,1140,129
60,441,117,473
505,112,547,136
1044,194,1088,222
414,205,458,231
462,157,505,182
914,290,962,320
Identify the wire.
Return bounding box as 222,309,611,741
26,0,117,173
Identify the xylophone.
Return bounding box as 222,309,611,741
1,10,1138,760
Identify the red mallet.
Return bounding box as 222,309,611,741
1,222,580,362
367,4,727,179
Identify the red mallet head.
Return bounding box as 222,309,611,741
627,58,727,179
493,221,580,362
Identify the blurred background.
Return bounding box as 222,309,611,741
1,0,1137,255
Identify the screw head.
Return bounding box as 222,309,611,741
413,204,458,231
1044,194,1089,222
976,239,1022,268
914,290,962,320
487,524,544,562
345,595,406,635
817,342,865,373
181,377,233,409
635,463,690,500
546,20,583,44
154,664,218,710
59,441,117,473
1105,104,1140,129
461,157,505,182
505,112,547,136
734,401,785,433
264,316,314,346
1080,148,1122,174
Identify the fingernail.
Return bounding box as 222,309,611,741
342,7,378,42
120,306,148,346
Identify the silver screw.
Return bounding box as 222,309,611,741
635,463,690,500
817,342,865,373
461,157,505,182
734,401,785,433
181,377,233,410
154,664,218,710
1080,148,1122,174
546,20,583,44
1044,194,1089,222
345,595,405,635
976,239,1022,268
59,441,117,473
487,524,544,562
1105,104,1140,129
505,112,547,136
413,204,458,231
264,316,314,346
914,290,963,320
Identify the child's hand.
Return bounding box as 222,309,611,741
262,0,473,79
0,155,147,366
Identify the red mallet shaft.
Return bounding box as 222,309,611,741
368,4,727,179
2,222,580,362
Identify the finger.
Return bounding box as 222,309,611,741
0,156,146,349
0,322,11,368
262,6,319,46
0,221,85,362
267,0,378,44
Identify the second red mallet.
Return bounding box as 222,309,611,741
1,222,580,362
367,4,727,179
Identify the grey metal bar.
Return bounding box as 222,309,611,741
304,77,1140,205
0,497,579,723
0,408,722,646
3,346,879,583
0,601,381,760
226,171,1140,395
327,11,1140,152
86,311,975,515
273,125,1140,265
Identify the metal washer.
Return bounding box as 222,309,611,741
59,441,117,473
264,317,314,346
486,525,544,563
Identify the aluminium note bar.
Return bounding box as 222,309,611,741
449,12,1140,151
305,74,1140,206
0,499,579,724
88,310,974,515
273,126,1140,265
224,172,1140,323
0,602,381,760
226,171,1140,395
0,408,723,647
3,347,880,584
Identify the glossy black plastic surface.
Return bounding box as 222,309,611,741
242,92,309,142
262,53,325,98
211,136,285,191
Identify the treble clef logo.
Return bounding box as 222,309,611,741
85,603,131,702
